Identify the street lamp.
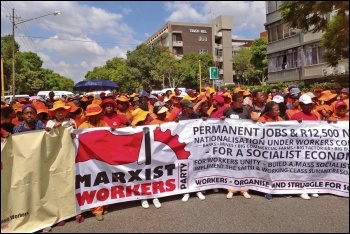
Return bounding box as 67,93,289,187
11,9,62,97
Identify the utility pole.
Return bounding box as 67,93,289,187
12,8,15,97
10,8,62,98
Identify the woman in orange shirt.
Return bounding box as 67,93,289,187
149,105,170,125
78,104,109,221
328,101,349,121
258,101,284,201
258,101,284,123
286,95,301,120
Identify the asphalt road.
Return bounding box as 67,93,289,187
51,190,349,233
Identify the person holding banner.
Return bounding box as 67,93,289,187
13,104,47,133
11,104,53,232
45,101,85,226
130,106,163,208
290,94,320,200
221,92,252,199
250,90,266,121
78,104,110,221
258,101,288,201
46,101,76,133
149,105,170,125
327,100,349,122
101,98,131,128
176,99,206,202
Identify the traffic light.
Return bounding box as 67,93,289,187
197,73,200,81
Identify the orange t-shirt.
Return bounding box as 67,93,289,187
327,113,349,121
330,99,349,114
12,117,22,126
78,120,109,129
74,112,87,128
258,114,283,122
149,118,170,125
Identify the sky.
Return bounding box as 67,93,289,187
1,1,267,84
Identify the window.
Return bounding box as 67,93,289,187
198,36,208,42
277,24,283,40
304,44,325,66
172,35,177,41
267,1,278,14
277,55,284,71
318,47,325,63
271,26,277,42
283,24,290,38
297,50,302,67
268,57,277,72
305,47,312,66
267,22,299,43
199,49,208,54
216,48,222,56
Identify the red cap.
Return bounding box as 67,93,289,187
335,100,347,109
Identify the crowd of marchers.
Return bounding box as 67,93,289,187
1,84,349,232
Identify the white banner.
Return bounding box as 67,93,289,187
73,119,349,211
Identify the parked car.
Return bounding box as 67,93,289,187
160,87,186,97
36,91,74,100
4,94,30,104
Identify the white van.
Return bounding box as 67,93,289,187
4,94,30,104
83,90,112,98
37,91,74,100
160,87,187,97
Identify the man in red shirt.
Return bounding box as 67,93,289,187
100,99,130,128
290,94,318,121
290,94,319,200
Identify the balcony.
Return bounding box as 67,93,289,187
215,43,223,49
214,56,223,62
215,31,222,37
173,41,183,47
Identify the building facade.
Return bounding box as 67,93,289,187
265,1,349,86
144,15,253,86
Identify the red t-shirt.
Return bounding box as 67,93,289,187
290,111,318,121
101,113,129,128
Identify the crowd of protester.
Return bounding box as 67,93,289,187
1,84,349,231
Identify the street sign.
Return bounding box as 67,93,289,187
209,67,219,79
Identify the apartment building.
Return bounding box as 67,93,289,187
265,1,349,85
144,15,254,85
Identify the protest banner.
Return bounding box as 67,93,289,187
1,128,76,233
74,119,349,212
1,119,348,232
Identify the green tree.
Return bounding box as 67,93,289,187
85,57,137,93
280,1,349,67
1,35,20,90
1,35,75,94
126,44,157,91
231,48,254,84
250,38,268,84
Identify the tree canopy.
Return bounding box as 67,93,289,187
1,35,74,94
280,1,349,67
